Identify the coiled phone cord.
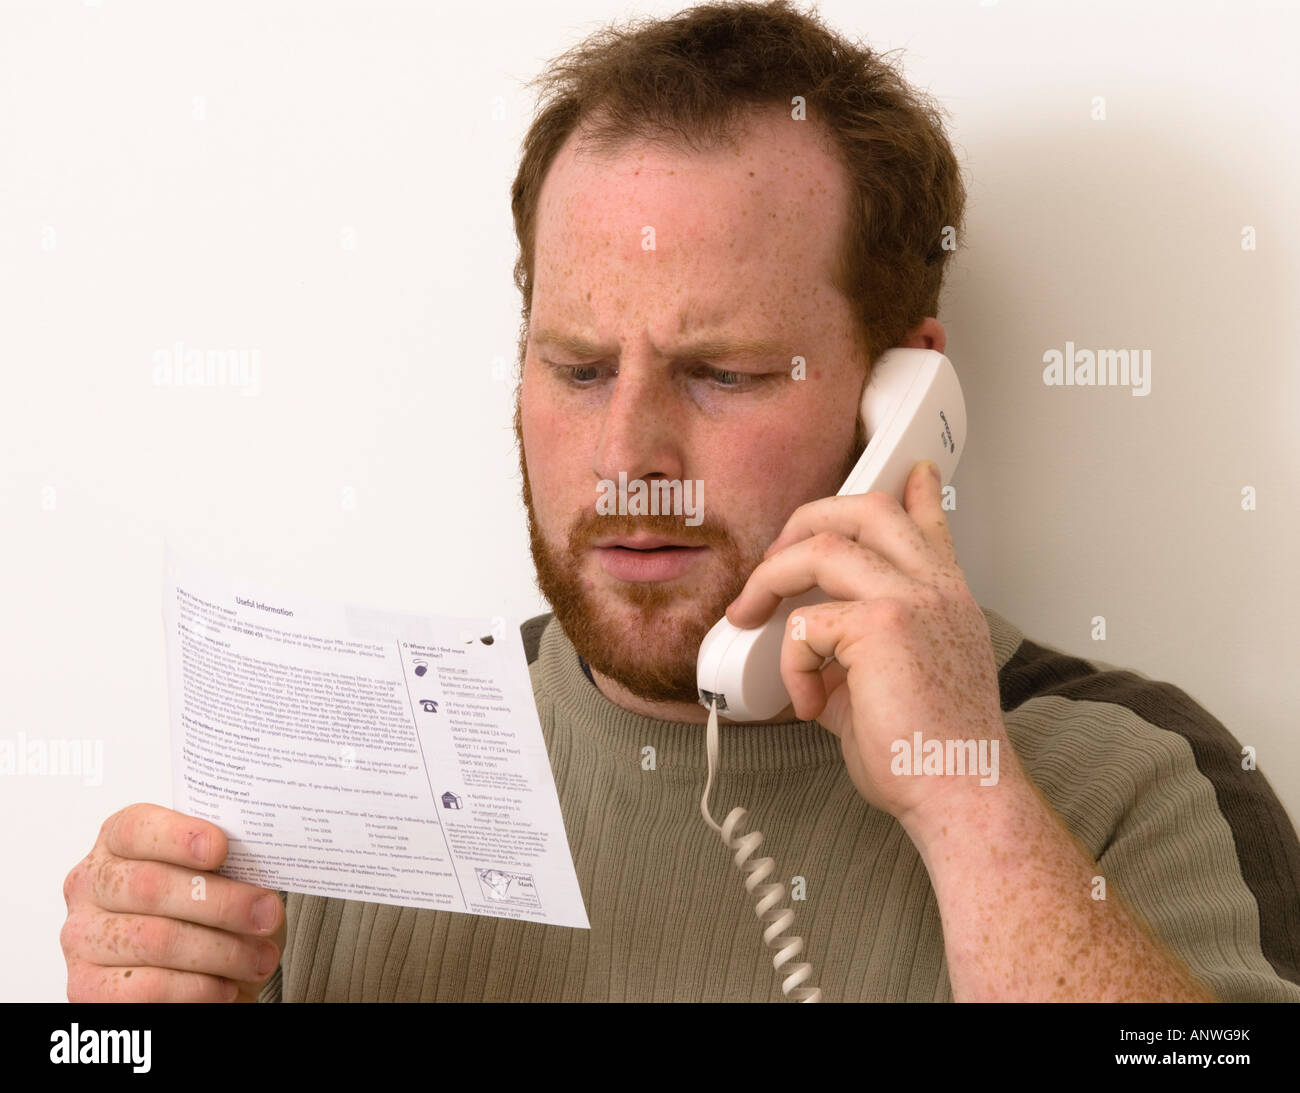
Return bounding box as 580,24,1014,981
699,698,823,1003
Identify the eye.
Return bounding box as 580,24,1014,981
701,367,745,387
694,365,766,390
543,360,608,385
543,359,768,391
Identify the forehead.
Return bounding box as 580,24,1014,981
530,107,851,332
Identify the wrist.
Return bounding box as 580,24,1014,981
896,750,1040,867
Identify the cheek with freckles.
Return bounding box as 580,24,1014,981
707,424,838,554
521,391,595,546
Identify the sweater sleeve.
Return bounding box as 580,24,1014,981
1092,722,1300,1002
997,630,1300,1002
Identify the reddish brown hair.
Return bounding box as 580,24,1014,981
509,0,967,372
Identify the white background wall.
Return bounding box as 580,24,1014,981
2,0,1296,1001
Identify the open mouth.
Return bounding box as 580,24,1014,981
592,543,708,582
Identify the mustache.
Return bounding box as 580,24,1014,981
568,511,730,552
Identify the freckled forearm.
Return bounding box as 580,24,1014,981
898,766,1216,1002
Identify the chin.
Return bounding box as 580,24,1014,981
522,493,755,704
561,579,720,705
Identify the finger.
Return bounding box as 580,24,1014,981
761,489,941,580
65,908,280,983
794,652,851,731
67,959,241,1003
88,854,283,937
101,802,229,872
233,914,288,1001
781,601,882,722
780,602,853,720
726,532,913,627
903,460,958,567
818,657,849,713
233,979,272,1003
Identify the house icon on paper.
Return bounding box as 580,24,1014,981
441,791,463,810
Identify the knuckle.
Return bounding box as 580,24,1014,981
869,598,910,629
863,490,896,514
71,963,126,1002
808,530,839,556
209,879,240,929
66,961,93,1002
124,861,168,912
140,914,184,966
63,859,85,908
108,804,141,853
222,932,254,977
91,852,123,906
97,809,123,847
168,970,218,1003
59,914,83,960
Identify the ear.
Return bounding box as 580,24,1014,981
900,318,946,355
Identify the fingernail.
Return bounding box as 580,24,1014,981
928,461,941,484
252,894,279,932
256,941,279,976
190,833,209,865
224,980,239,1002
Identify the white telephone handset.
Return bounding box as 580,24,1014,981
694,347,967,1003
697,347,967,721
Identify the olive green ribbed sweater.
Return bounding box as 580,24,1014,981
260,606,1300,1002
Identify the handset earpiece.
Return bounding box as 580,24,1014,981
695,347,966,722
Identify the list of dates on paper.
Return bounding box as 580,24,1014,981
161,546,589,929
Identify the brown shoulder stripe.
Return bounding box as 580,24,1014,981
998,636,1300,988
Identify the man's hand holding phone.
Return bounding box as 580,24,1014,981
722,458,1025,827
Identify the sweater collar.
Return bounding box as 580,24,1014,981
536,605,1024,774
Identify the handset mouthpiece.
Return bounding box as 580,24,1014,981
698,689,727,711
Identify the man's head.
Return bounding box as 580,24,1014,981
508,0,965,710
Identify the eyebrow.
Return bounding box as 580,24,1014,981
531,329,786,361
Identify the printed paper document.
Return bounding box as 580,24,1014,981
161,547,589,929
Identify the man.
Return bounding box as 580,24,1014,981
60,0,1300,1002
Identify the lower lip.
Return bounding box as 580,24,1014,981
592,546,708,582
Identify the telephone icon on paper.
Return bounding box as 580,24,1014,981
696,347,967,722
693,347,966,1002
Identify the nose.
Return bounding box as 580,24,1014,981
591,366,688,489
